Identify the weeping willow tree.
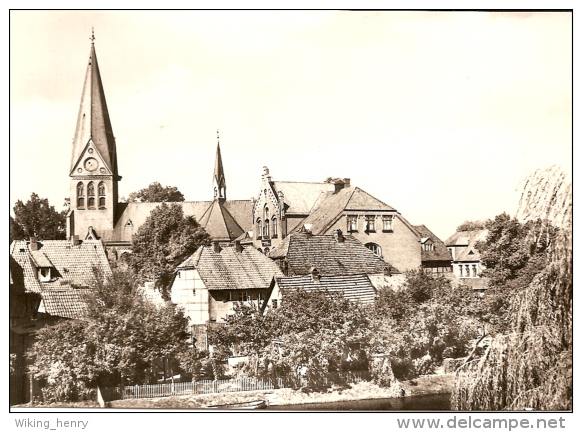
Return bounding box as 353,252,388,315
451,169,572,411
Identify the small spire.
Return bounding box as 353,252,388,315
90,28,95,45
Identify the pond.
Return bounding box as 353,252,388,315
267,393,451,411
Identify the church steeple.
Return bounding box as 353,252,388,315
67,32,120,241
213,131,226,201
70,33,118,179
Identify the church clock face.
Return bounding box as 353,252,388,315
84,157,99,172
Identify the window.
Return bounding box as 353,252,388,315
459,264,463,277
272,299,278,309
347,215,358,232
382,215,394,232
237,291,245,302
263,206,270,238
472,265,477,277
98,182,106,208
256,219,262,239
365,215,376,232
257,248,263,254
39,268,51,281
465,265,470,277
422,243,435,252
272,217,278,238
264,247,270,255
77,182,85,209
365,243,382,257
87,182,96,208
192,289,196,296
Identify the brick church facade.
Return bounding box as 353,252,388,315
66,39,424,272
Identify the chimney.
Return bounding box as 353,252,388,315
29,237,38,251
310,267,321,283
333,179,345,194
343,178,351,188
235,239,243,253
213,241,221,253
302,224,313,237
334,229,345,243
71,235,80,246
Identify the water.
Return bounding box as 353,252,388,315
267,393,451,411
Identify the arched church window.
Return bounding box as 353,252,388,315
256,218,263,239
98,182,106,209
87,182,96,208
77,182,85,209
272,216,278,237
263,206,270,238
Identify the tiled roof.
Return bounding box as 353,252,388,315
413,225,453,263
177,246,284,290
268,232,399,276
445,229,488,262
294,187,397,235
38,289,91,320
277,274,377,305
105,199,253,243
272,181,335,214
198,200,245,241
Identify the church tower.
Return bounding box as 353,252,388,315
213,133,226,201
67,33,120,241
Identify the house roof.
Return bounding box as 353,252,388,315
176,245,284,290
272,181,335,214
276,274,377,305
293,187,397,235
413,224,453,263
268,232,399,276
10,239,112,293
445,229,488,262
38,289,91,320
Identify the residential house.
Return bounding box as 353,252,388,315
413,225,453,274
251,168,422,271
9,237,111,404
445,229,488,279
170,241,284,348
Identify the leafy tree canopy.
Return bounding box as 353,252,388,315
456,220,488,232
11,193,66,241
130,203,211,296
126,182,185,203
27,268,192,402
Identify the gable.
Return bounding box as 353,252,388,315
70,139,112,177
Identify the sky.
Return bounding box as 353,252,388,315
9,10,572,240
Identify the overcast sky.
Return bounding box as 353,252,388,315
10,10,572,240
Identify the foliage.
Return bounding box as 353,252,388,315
209,290,371,388
126,182,185,203
11,193,66,241
452,215,572,410
130,203,211,296
27,269,192,402
456,220,488,232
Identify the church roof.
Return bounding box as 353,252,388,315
70,42,118,178
177,245,284,290
198,199,245,241
413,224,453,263
268,232,398,276
276,274,377,305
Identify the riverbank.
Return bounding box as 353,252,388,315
13,373,454,409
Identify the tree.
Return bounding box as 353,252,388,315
130,203,211,297
456,220,488,232
11,193,66,240
126,182,185,203
27,268,192,402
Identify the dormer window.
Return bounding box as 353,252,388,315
39,267,51,282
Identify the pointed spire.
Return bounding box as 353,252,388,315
70,34,118,178
213,130,226,200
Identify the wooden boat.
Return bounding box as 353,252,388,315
206,400,267,410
